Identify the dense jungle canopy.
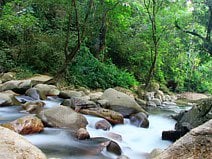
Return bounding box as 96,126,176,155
0,0,211,93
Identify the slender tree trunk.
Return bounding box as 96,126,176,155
144,0,159,88
54,0,93,81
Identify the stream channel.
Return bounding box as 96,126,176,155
0,96,191,159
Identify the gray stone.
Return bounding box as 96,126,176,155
101,88,147,117
0,126,47,159
129,112,149,128
175,98,212,132
151,98,162,106
0,90,20,106
38,106,88,132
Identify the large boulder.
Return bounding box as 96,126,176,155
0,90,20,106
153,119,212,159
0,126,47,159
79,107,124,125
175,98,212,133
34,84,60,99
0,115,44,135
38,106,88,131
0,80,32,94
101,88,147,117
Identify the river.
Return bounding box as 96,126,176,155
0,96,190,159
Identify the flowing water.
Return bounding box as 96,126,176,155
0,97,191,159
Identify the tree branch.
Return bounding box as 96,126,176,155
175,21,205,41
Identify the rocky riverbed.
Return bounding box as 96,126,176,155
0,73,211,159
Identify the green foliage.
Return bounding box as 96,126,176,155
0,49,16,71
67,46,138,89
0,0,211,93
17,33,65,74
13,65,37,79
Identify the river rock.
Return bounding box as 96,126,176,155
59,90,84,99
106,140,122,156
114,86,137,98
155,90,165,101
34,84,60,99
147,101,157,107
151,98,162,106
1,115,44,135
38,106,88,131
72,97,97,111
89,92,103,101
95,119,112,131
96,99,109,107
175,98,212,132
164,95,172,102
25,87,41,100
101,88,147,117
129,112,149,128
145,92,155,101
162,130,185,142
178,92,209,101
0,90,20,106
22,101,45,114
79,107,124,125
0,80,32,94
0,72,15,83
135,98,147,108
153,119,212,159
0,126,47,159
77,128,90,140
77,137,121,157
27,74,53,85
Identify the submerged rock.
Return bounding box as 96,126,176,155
1,115,44,135
106,140,122,156
129,112,149,128
101,88,147,117
153,119,212,159
0,126,47,159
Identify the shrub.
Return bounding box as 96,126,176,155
67,46,138,89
